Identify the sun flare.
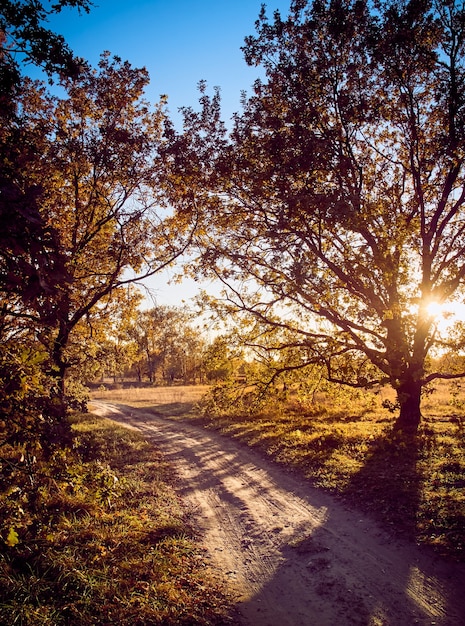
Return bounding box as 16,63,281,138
426,300,465,330
426,301,448,318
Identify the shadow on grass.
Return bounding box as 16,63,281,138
344,429,422,540
149,401,199,417
90,400,199,419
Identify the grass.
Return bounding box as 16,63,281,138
5,381,461,623
92,381,465,562
92,384,210,417
0,410,232,625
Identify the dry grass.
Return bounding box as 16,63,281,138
0,410,232,625
95,382,465,561
199,381,465,560
91,384,210,417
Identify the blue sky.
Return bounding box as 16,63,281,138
48,0,290,126
42,0,291,307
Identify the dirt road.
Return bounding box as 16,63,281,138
91,400,465,626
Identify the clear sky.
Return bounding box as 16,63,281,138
42,0,291,307
47,0,290,126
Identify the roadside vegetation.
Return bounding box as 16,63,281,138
92,382,465,562
0,410,231,625
198,382,465,561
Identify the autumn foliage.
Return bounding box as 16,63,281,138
160,0,465,430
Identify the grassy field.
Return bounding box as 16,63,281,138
91,384,210,417
91,381,465,562
3,382,461,623
0,409,231,625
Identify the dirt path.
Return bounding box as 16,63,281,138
91,400,465,626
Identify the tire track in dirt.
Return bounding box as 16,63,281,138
91,401,465,626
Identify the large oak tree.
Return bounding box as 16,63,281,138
161,0,465,431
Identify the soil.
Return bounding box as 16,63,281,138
91,399,465,626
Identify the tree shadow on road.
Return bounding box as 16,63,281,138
99,403,465,626
231,427,465,626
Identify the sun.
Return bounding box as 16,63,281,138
426,300,465,331
426,301,447,318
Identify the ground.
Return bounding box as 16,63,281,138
91,395,465,626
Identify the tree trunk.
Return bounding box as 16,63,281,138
50,352,68,421
48,323,71,423
394,379,422,433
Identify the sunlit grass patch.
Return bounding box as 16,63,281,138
0,412,231,625
192,382,465,560
91,385,211,417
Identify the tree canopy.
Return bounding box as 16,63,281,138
161,0,465,430
1,3,196,430
0,0,92,84
1,53,195,418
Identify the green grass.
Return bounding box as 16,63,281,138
0,411,231,625
94,382,465,562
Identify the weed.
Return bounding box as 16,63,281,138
0,411,231,625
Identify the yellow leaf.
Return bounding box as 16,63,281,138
6,528,19,547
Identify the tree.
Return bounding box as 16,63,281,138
57,287,142,391
0,0,91,82
201,335,236,382
1,0,93,436
1,54,193,418
0,0,93,331
130,306,205,384
161,0,465,431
